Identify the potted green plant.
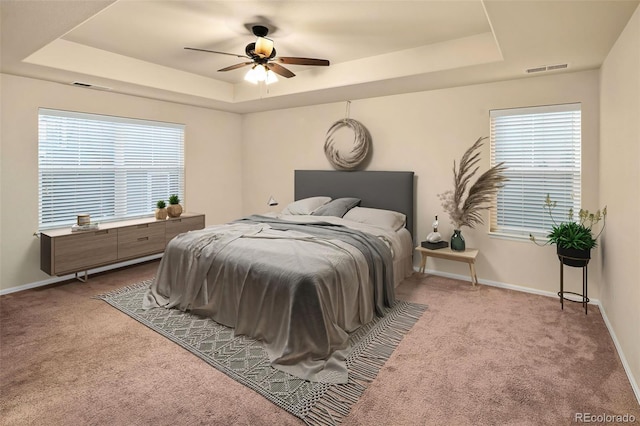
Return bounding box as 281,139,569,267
530,195,607,267
167,194,183,218
155,200,168,220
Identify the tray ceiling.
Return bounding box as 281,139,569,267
1,0,638,113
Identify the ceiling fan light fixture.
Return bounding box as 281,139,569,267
265,69,278,85
245,65,277,85
244,65,260,84
255,36,274,58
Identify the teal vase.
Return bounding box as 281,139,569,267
451,229,466,251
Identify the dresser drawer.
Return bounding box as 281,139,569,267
54,229,118,275
166,215,205,243
118,222,165,259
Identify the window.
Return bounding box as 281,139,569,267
38,109,184,229
490,103,581,238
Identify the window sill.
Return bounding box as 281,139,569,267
488,231,549,244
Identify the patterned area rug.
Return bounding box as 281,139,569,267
95,280,427,425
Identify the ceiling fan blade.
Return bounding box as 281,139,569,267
218,62,254,72
266,63,295,78
184,47,249,59
276,57,330,66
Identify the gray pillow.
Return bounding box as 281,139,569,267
312,197,361,217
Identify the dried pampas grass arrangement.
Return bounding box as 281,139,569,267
438,136,508,230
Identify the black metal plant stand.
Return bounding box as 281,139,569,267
558,254,589,314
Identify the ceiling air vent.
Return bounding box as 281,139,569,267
525,63,568,74
71,81,112,91
547,63,568,71
526,66,547,74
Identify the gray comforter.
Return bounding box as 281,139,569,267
143,215,394,383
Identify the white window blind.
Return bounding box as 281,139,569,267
490,103,581,237
38,108,185,229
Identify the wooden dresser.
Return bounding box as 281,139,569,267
40,213,205,278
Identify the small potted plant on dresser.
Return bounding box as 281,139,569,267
530,195,607,267
155,200,168,220
167,194,183,218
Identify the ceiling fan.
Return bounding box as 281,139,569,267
184,25,330,84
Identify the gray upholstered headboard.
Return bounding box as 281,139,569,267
294,170,415,242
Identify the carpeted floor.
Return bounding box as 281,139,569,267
1,260,639,425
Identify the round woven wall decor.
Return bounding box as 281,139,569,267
324,118,371,170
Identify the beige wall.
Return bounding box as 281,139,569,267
600,5,640,398
0,70,606,312
0,74,243,292
0,76,3,289
242,71,601,297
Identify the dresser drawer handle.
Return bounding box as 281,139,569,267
137,224,149,229
137,236,149,242
95,230,108,235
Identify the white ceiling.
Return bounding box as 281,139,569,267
1,0,638,113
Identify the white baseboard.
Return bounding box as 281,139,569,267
414,267,638,404
414,266,600,304
0,254,162,296
597,301,640,404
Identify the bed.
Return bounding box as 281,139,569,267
143,170,415,383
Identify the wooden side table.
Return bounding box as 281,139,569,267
415,246,479,286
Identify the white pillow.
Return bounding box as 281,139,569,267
281,196,331,215
343,207,406,231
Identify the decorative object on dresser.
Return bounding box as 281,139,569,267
426,215,442,242
71,214,99,232
166,194,183,218
77,214,91,226
529,195,607,314
438,136,508,251
155,200,168,220
450,229,465,251
71,223,100,233
422,240,448,250
422,215,448,249
324,101,371,170
40,213,204,282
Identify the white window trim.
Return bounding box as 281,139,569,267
489,103,582,240
38,108,185,230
